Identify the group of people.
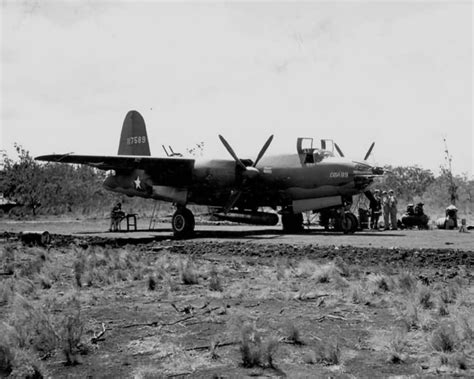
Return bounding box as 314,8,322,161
369,189,398,230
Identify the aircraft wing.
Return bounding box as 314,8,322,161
35,154,195,185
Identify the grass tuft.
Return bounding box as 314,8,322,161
315,339,341,365
286,322,304,345
181,260,199,285
240,323,278,368
417,285,434,309
431,322,458,352
60,296,86,366
209,267,223,292
396,272,417,293
387,330,407,364
147,275,157,291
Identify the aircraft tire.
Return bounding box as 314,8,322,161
282,213,304,233
339,212,357,234
172,208,195,238
346,212,358,233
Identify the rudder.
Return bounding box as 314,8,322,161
118,110,151,156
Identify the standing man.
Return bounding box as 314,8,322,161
388,189,398,230
370,189,382,229
382,190,390,230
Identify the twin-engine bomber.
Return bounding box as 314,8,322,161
36,110,385,237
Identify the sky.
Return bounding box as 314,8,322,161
1,0,473,176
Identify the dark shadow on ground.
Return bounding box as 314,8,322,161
73,227,404,242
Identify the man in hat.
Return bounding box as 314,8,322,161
370,189,382,229
382,191,390,230
388,189,398,230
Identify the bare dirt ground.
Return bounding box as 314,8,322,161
0,218,473,378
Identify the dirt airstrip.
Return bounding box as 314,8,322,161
0,219,473,378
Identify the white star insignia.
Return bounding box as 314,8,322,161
134,176,142,189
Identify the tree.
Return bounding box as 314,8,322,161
1,144,43,215
380,165,435,202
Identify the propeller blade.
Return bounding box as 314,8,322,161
223,190,242,214
219,135,246,170
364,142,375,161
334,143,344,158
253,135,274,167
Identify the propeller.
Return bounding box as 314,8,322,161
219,134,274,212
363,142,375,161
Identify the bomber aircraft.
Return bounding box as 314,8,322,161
36,110,384,237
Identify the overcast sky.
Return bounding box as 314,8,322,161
1,1,472,176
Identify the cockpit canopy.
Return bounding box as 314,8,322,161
297,137,336,165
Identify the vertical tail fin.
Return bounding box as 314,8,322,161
118,110,151,156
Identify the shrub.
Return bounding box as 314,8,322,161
396,272,417,293
315,339,340,365
368,273,392,293
438,301,449,316
181,260,198,285
387,330,407,364
438,283,458,304
333,256,350,277
286,322,304,345
60,296,85,365
417,285,434,309
9,296,58,357
431,322,458,352
209,267,223,292
350,283,368,305
148,275,157,291
397,301,419,331
240,323,278,368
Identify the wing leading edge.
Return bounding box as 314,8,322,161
35,154,195,186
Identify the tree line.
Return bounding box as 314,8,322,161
0,145,472,218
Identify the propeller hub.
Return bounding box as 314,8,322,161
243,166,259,179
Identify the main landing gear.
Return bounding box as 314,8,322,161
282,212,304,233
336,211,358,234
172,207,195,238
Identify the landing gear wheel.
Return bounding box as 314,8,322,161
339,212,358,234
172,208,195,238
282,213,304,233
346,212,358,233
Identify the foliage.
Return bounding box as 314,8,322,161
378,165,473,217
380,165,435,202
0,144,113,216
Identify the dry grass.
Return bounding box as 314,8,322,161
314,339,341,366
386,330,408,364
8,295,58,357
240,323,279,368
396,272,417,293
60,296,86,365
367,273,393,293
1,240,472,377
417,284,434,309
431,322,458,352
286,322,304,345
209,266,223,292
181,259,199,285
